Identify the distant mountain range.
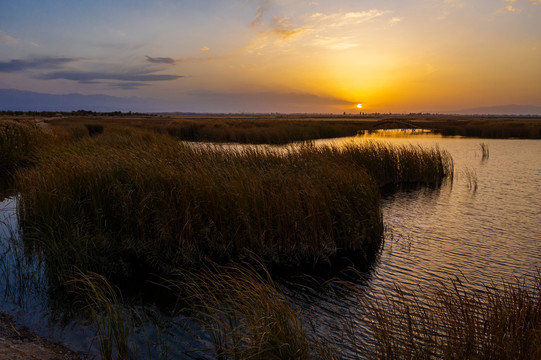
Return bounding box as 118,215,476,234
1,88,541,115
450,104,541,116
0,88,170,113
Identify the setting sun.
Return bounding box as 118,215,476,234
357,104,363,109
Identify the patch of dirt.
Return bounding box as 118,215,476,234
0,312,83,360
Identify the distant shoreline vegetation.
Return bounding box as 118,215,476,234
2,111,541,143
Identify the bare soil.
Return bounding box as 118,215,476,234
0,312,83,360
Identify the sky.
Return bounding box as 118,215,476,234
1,0,540,113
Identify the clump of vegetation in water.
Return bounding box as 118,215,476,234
15,129,452,283
166,262,314,359
480,142,490,160
354,276,541,359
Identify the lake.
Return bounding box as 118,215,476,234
1,134,540,358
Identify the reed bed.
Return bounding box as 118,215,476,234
0,120,46,172
162,263,541,359
166,262,313,359
355,276,541,359
163,119,360,144
38,114,541,144
67,270,132,359
435,120,541,139
15,131,451,283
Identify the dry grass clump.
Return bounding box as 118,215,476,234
0,120,46,172
16,132,389,282
357,276,541,359
67,270,132,360
166,263,312,359
480,142,489,160
312,142,453,187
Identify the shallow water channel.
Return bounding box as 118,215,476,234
1,135,541,358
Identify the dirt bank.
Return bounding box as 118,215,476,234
0,312,83,360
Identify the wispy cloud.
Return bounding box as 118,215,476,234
249,0,305,43
265,16,306,41
313,36,359,50
310,9,387,27
108,82,149,90
0,57,76,72
0,32,19,44
145,56,176,65
500,0,522,13
40,70,183,83
247,7,389,52
504,0,522,12
389,17,402,25
251,0,273,27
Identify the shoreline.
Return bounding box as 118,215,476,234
0,312,82,360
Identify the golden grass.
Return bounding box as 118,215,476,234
165,262,312,359
67,270,132,359
0,120,47,172
356,276,541,359
15,130,451,283
36,114,541,143
164,263,541,359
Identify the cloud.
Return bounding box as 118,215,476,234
505,0,522,12
251,0,273,27
145,56,176,65
0,32,19,44
40,70,183,83
249,0,305,43
313,36,359,50
266,16,306,41
0,57,76,72
506,5,521,11
310,9,387,27
108,82,149,90
200,46,210,51
530,0,541,4
178,56,222,63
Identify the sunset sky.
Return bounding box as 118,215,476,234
1,0,540,113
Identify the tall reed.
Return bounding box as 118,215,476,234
166,263,541,359
67,270,132,360
16,131,452,283
0,120,46,172
480,142,489,160
167,262,313,359
355,276,541,359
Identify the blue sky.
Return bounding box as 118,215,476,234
1,0,540,113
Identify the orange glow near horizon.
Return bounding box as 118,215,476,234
2,1,540,113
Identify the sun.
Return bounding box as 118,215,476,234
356,104,363,109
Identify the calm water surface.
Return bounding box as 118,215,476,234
1,135,540,358
288,136,541,357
